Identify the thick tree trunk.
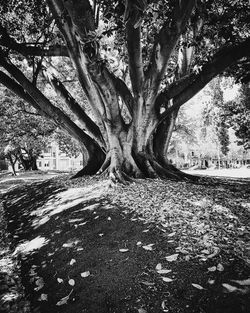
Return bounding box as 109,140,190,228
72,142,105,178
7,154,17,176
154,108,179,167
31,157,38,171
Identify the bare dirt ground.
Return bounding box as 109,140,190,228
0,171,250,313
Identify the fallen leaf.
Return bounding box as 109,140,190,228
142,245,153,251
119,249,129,252
217,263,224,272
56,290,73,306
192,283,204,290
34,277,44,291
231,278,250,286
62,242,74,248
161,300,168,312
155,263,162,270
162,277,173,282
207,266,217,272
167,232,176,237
222,283,238,292
70,259,76,266
140,281,154,286
81,271,90,278
68,279,75,286
207,247,220,258
201,249,210,255
157,269,172,274
78,221,88,226
57,278,63,283
165,254,179,262
39,294,48,301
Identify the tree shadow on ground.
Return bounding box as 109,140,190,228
0,178,250,313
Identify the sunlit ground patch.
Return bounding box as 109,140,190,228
13,236,49,256
0,256,15,274
31,180,110,228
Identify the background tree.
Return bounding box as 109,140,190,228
0,0,249,182
0,87,55,171
223,83,250,149
202,77,230,163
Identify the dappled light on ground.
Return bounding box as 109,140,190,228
186,167,250,178
13,236,49,256
31,180,110,228
0,175,250,312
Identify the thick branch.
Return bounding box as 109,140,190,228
161,38,250,119
146,0,196,89
0,53,99,150
0,70,45,114
108,72,134,117
126,23,144,96
0,24,68,56
62,0,96,41
47,73,105,147
47,0,105,124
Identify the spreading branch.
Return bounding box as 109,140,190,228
108,71,134,117
0,24,68,56
46,72,105,148
159,38,250,121
0,51,99,149
146,0,196,89
125,1,147,96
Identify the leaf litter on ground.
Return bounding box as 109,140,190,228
108,178,250,263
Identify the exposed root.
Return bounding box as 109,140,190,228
109,167,128,185
96,152,111,175
151,160,181,180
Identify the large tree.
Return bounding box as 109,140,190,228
0,0,249,182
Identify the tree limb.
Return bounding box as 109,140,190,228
45,72,105,148
0,24,68,56
160,38,250,120
47,0,105,124
146,0,196,90
125,1,145,96
0,52,100,150
107,72,134,117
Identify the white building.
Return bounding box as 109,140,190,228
37,143,83,172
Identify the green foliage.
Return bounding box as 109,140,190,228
0,86,55,168
202,77,230,156
223,84,250,148
54,130,82,158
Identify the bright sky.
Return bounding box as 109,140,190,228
184,80,240,117
223,84,240,101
